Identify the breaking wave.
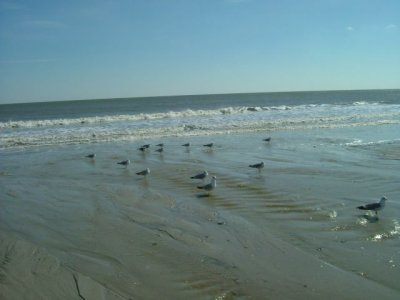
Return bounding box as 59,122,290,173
1,106,255,129
1,102,400,149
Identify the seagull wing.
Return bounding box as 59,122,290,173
358,202,380,210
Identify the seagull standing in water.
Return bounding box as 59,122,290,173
249,161,264,171
136,167,150,177
86,153,96,159
191,170,208,180
182,143,190,147
357,196,387,216
263,137,272,142
155,147,164,154
117,159,130,168
197,176,217,194
138,146,148,153
203,143,214,148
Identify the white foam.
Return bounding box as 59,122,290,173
345,138,400,147
0,106,251,129
1,101,398,130
1,102,400,149
353,101,379,106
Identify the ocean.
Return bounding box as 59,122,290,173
1,89,399,299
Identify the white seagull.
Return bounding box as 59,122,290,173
197,176,217,194
136,168,150,177
191,170,208,180
357,196,387,216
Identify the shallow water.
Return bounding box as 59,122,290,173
1,122,399,298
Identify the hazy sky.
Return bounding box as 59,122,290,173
0,0,399,104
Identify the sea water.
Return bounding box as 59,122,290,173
1,89,400,148
1,90,399,298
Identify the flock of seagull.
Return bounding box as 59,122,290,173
85,137,388,218
85,139,268,194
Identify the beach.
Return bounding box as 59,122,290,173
1,90,400,299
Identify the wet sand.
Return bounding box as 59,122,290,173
1,208,398,300
1,130,399,299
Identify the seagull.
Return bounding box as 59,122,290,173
182,143,190,147
197,176,217,194
203,143,214,148
136,168,150,176
357,196,387,216
263,137,272,142
249,161,264,171
156,143,164,147
191,170,208,180
138,146,148,152
141,144,150,148
155,148,164,153
117,159,130,168
86,153,96,159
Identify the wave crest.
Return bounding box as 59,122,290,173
0,106,255,129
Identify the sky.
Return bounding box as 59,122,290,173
0,0,399,104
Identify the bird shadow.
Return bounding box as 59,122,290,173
136,177,150,187
203,149,214,155
248,172,265,180
196,193,212,198
84,159,96,166
358,214,379,223
139,152,148,159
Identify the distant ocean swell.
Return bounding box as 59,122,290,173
1,102,399,149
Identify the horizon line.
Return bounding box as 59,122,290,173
1,87,399,105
